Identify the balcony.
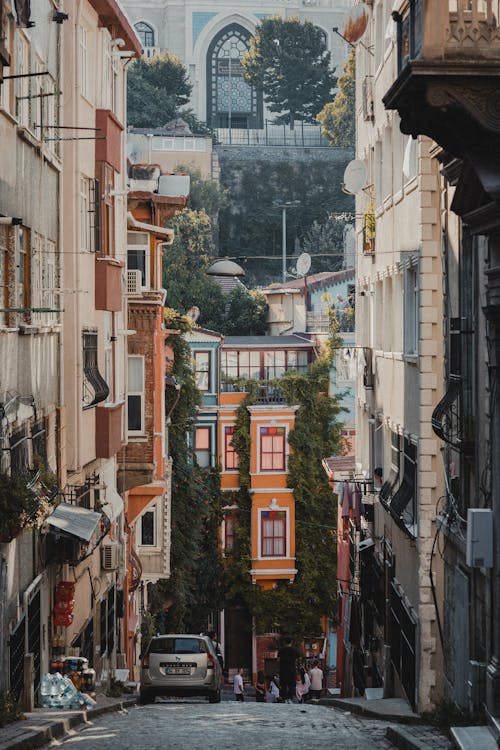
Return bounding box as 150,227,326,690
383,0,500,218
96,402,125,459
95,258,124,312
221,379,293,404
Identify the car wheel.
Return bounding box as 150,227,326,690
139,690,154,705
208,689,221,703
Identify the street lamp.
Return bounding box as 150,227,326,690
273,201,300,283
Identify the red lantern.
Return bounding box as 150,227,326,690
54,612,73,628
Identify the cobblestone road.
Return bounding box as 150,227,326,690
42,698,405,750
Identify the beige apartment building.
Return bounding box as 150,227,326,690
352,2,445,711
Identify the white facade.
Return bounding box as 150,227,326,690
354,1,444,711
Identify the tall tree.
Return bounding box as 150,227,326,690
127,53,201,129
242,17,337,130
317,49,355,148
302,218,346,271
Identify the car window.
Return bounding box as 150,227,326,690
148,637,207,654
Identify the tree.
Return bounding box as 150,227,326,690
173,165,227,222
127,53,192,128
302,217,346,272
242,17,337,130
317,49,355,148
163,209,226,331
223,286,268,336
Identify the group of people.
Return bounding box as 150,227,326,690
233,637,324,704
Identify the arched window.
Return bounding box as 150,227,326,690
207,24,262,129
135,22,155,48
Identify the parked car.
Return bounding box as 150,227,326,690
139,634,222,704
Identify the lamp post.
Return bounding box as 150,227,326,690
274,200,300,283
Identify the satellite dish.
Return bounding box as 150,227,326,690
296,252,311,277
343,159,367,195
340,6,369,45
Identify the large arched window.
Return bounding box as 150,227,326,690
135,22,155,48
207,24,262,129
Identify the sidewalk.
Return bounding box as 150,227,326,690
0,693,137,750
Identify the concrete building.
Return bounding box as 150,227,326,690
352,1,445,711
382,0,500,740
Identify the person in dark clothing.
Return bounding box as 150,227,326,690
278,637,299,703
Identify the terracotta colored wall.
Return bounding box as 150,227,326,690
96,109,124,173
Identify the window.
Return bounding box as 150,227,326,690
0,226,7,326
135,21,155,48
80,177,100,251
260,426,286,471
264,350,286,379
261,510,286,557
379,431,400,505
15,226,30,318
128,356,144,433
127,231,149,288
15,33,29,126
10,428,29,477
391,437,417,533
193,351,210,391
221,350,260,380
224,426,239,470
83,331,109,408
140,507,156,546
80,25,88,98
195,426,211,467
404,262,419,357
103,313,113,403
224,512,236,550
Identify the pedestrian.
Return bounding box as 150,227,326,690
309,659,324,700
255,670,266,702
265,676,280,703
278,637,300,703
233,666,245,701
295,666,310,703
208,630,224,669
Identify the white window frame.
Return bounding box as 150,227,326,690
127,231,150,290
257,505,290,560
257,423,289,474
128,355,145,435
194,424,213,467
79,25,89,99
193,350,211,392
404,262,419,358
138,504,158,548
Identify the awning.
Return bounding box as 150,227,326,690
101,488,124,522
47,503,102,542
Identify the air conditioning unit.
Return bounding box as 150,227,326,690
126,269,142,294
101,542,118,571
466,508,493,568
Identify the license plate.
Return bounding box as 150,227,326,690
164,666,190,675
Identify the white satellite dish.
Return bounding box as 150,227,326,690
343,159,367,195
296,252,311,277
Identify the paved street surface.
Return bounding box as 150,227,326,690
41,698,400,750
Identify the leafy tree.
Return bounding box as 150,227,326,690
242,17,337,130
173,165,227,221
317,49,355,148
127,53,192,128
150,314,224,633
163,209,226,331
223,286,268,336
302,218,346,272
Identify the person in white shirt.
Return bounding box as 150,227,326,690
308,660,323,699
233,666,245,701
265,677,280,702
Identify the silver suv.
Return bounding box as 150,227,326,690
139,634,222,704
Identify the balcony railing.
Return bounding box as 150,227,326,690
221,379,294,404
395,0,500,73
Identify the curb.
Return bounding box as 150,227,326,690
322,698,424,725
386,725,448,750
0,697,137,750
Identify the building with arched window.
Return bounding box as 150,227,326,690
123,0,354,127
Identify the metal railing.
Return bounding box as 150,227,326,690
215,120,329,147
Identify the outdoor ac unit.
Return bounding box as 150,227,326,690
101,542,118,571
126,269,142,294
466,508,493,568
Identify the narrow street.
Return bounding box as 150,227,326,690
42,699,399,750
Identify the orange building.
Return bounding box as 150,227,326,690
217,335,316,677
